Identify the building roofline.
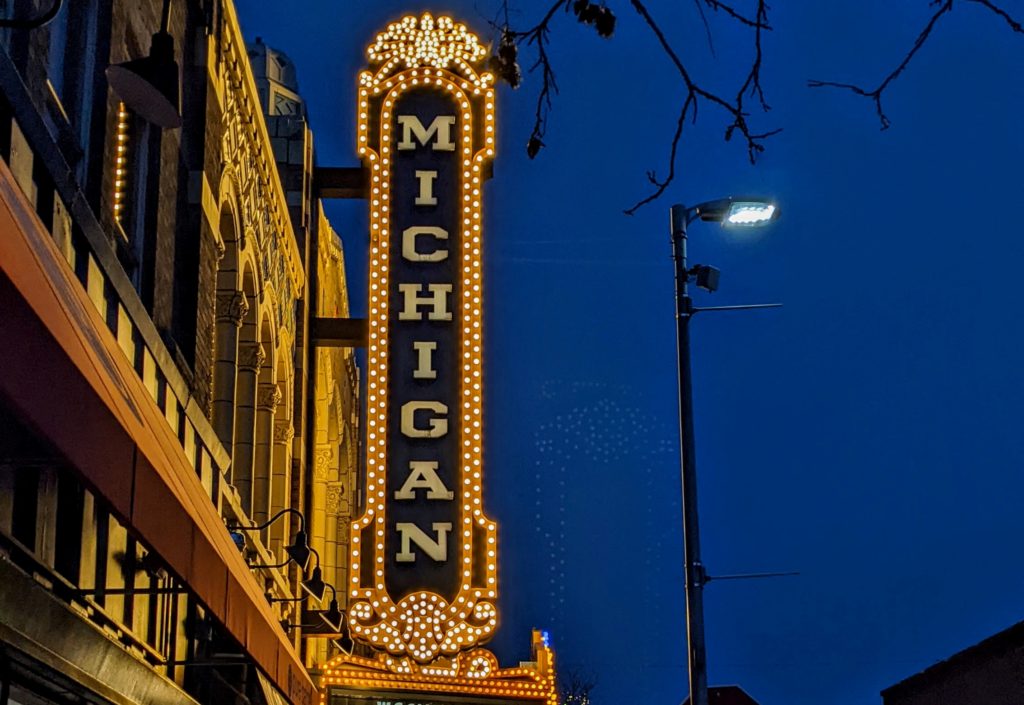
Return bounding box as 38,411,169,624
882,620,1024,698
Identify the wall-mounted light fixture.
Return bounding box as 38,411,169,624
105,0,182,128
280,584,344,636
229,508,311,570
267,549,327,606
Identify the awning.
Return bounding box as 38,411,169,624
0,158,314,705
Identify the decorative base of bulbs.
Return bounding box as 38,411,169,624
320,631,557,705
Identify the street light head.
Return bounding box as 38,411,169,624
689,197,779,227
724,200,777,227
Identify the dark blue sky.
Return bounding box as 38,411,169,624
234,2,1024,703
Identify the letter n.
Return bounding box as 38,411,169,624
395,522,452,562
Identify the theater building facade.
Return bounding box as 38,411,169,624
0,1,357,705
0,4,554,705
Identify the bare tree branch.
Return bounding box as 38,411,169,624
736,0,771,113
625,0,780,213
624,95,692,215
497,0,777,213
701,0,768,29
496,0,1020,215
693,0,716,56
558,668,597,705
967,0,1024,33
494,1,570,155
809,0,1023,129
808,0,954,130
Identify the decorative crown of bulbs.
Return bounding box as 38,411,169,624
367,13,487,70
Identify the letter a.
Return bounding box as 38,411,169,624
394,461,453,500
395,522,452,562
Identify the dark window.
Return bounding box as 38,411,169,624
11,468,38,550
53,472,83,582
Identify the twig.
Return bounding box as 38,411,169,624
701,0,768,29
967,0,1024,33
693,0,716,56
498,1,570,155
808,0,954,130
499,0,778,214
624,96,692,216
625,0,779,213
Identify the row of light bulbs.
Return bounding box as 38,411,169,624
367,13,487,72
321,639,557,705
112,103,130,222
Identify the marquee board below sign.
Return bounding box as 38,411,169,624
347,12,499,664
320,632,557,705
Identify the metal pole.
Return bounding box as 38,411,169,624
669,204,708,705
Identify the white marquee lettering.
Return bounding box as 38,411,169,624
414,170,439,206
396,115,456,152
394,461,454,500
401,226,448,263
395,522,452,562
400,401,448,438
412,341,437,379
398,283,452,320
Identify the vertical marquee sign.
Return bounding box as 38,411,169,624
347,13,499,664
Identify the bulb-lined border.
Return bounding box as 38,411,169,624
348,32,498,663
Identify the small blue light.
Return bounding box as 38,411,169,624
541,630,551,647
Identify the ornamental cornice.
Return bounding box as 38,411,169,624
218,1,305,299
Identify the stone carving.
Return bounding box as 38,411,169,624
238,342,265,372
326,483,342,514
273,421,294,443
257,383,282,411
314,447,332,479
217,290,249,327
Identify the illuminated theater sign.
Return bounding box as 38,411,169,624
347,13,499,664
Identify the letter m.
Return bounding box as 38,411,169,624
396,115,456,152
395,522,452,562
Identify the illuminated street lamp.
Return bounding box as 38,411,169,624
669,197,779,705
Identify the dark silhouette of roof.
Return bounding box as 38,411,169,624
681,685,761,705
882,619,1024,701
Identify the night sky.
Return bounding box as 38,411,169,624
233,2,1024,704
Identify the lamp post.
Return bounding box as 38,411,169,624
669,198,778,705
